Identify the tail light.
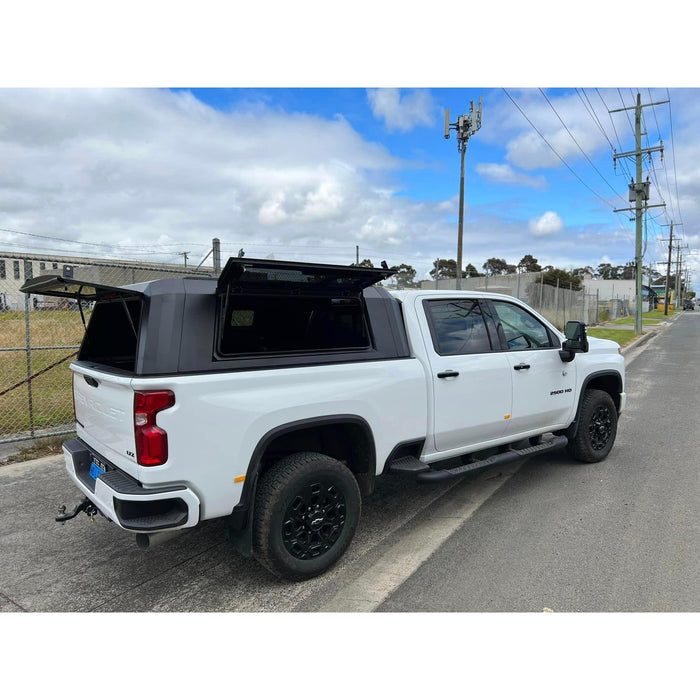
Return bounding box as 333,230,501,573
134,390,175,466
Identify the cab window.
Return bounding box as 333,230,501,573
491,300,554,350
424,299,493,355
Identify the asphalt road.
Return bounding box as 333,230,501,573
1,313,697,612
377,312,700,612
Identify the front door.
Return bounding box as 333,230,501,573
489,299,577,435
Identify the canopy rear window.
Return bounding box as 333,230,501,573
216,258,395,297
19,275,144,301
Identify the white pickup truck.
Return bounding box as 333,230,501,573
22,259,626,580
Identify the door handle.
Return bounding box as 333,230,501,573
513,363,530,371
437,370,460,379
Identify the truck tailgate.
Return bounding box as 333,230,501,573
71,363,136,468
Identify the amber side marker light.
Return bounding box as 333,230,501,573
234,475,246,483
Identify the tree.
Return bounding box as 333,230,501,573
620,261,636,280
596,263,614,280
430,258,457,280
542,267,582,291
517,254,542,273
596,262,627,280
350,258,374,268
482,257,510,276
572,266,594,279
394,263,417,288
464,263,483,278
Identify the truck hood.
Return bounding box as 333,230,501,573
586,335,621,355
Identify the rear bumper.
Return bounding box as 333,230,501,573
62,437,200,532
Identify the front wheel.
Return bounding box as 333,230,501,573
566,389,618,463
252,452,361,580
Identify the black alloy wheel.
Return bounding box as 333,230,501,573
252,452,361,580
566,388,618,463
281,479,346,559
588,404,613,451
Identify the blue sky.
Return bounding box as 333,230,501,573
1,86,694,285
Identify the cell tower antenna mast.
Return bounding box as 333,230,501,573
444,96,483,290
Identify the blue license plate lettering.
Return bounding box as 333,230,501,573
89,462,105,480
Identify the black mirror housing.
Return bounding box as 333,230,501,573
560,320,588,362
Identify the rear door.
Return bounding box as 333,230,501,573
20,275,144,465
488,299,576,435
71,364,137,465
418,296,513,452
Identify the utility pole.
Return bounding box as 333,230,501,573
212,238,221,274
194,238,222,274
179,251,191,268
611,92,667,335
675,244,682,310
444,97,482,290
356,245,359,265
663,223,674,316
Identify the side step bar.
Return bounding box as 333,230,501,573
387,435,568,482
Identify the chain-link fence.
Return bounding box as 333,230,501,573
417,271,646,328
0,252,213,445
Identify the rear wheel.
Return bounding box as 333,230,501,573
252,451,361,580
566,389,618,463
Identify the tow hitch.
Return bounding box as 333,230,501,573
56,497,98,523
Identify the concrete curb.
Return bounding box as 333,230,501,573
621,330,657,356
620,312,681,357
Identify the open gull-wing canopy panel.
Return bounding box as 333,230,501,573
216,258,396,296
19,275,144,301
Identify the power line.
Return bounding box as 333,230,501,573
666,88,684,228
502,88,618,210
618,88,636,139
577,88,615,149
0,226,210,251
539,88,626,204
597,89,633,181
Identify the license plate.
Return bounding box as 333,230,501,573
89,460,105,481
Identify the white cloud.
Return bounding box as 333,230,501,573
366,88,435,132
476,162,546,189
529,211,563,237
483,89,612,171
0,89,459,278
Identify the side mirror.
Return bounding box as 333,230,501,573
559,320,588,362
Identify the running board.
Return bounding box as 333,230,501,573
399,435,568,483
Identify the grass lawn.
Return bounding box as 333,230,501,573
607,317,663,325
643,309,681,320
604,309,680,326
587,328,638,347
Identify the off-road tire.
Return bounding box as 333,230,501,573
566,389,618,463
252,451,361,580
